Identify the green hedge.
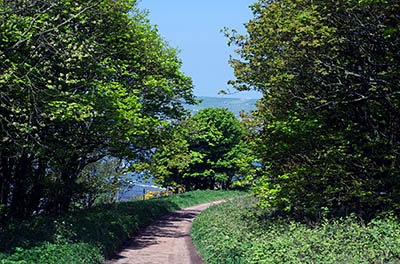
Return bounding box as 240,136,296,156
192,196,400,264
0,190,244,264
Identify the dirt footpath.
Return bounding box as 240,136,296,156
104,199,228,264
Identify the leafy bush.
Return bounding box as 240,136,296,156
192,196,400,264
0,190,244,264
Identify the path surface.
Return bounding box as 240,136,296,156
105,199,228,264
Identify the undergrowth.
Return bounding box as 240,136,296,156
192,196,400,264
0,190,244,264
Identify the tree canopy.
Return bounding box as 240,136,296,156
141,108,248,191
0,0,195,220
227,0,400,218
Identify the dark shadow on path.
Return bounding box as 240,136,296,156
106,208,203,261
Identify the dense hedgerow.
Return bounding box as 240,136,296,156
0,190,244,264
192,196,400,264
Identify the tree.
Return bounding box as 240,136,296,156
0,0,194,220
75,157,133,208
226,0,400,218
143,108,248,191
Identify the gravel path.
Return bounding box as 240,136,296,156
104,199,228,264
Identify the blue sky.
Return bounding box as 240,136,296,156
138,0,262,99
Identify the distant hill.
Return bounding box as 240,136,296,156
185,96,258,116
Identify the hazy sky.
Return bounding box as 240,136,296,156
138,0,262,99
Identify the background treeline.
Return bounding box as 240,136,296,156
0,0,195,221
136,107,249,191
227,0,400,219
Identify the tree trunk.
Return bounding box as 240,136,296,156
10,152,32,219
0,152,11,206
26,157,46,215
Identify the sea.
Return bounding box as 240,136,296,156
116,175,164,201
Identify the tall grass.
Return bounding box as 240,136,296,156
192,196,400,264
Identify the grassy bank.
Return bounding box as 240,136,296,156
0,190,245,264
192,196,400,264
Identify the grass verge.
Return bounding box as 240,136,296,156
0,190,245,264
192,196,400,264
